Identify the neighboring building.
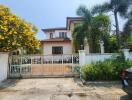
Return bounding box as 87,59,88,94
41,17,83,55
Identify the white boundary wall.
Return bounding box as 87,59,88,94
0,53,8,82
85,53,112,64
129,52,132,60
79,50,132,66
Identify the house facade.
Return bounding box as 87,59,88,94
41,17,83,55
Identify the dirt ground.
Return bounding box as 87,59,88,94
0,78,131,100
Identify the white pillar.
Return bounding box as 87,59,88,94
0,52,9,82
79,50,86,67
101,44,104,54
99,41,104,54
122,49,130,60
84,37,90,54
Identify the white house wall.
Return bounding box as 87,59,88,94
43,42,72,55
45,32,55,39
44,30,72,39
45,33,50,39
54,30,72,39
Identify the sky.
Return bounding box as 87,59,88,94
0,0,126,40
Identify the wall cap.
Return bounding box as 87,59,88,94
0,52,9,54
78,50,86,53
122,49,130,52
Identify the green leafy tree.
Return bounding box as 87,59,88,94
72,23,85,52
121,11,132,50
91,15,111,52
107,35,118,53
73,6,111,53
92,0,131,48
0,5,40,54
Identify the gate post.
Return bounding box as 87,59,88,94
0,52,9,82
79,50,86,67
122,49,130,60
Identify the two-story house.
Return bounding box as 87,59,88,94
41,17,83,55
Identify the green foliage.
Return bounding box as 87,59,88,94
91,14,111,53
72,23,85,52
121,17,132,50
74,66,81,74
82,60,114,81
110,53,132,79
82,53,132,81
82,64,98,80
92,0,132,48
0,5,40,53
73,6,111,53
106,35,119,53
92,0,131,16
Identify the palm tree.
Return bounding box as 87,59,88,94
121,9,132,48
72,5,111,53
72,23,85,52
92,0,131,48
123,19,132,38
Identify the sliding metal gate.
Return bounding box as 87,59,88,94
9,54,79,78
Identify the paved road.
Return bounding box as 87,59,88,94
0,78,131,100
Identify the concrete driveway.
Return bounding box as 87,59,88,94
0,78,131,100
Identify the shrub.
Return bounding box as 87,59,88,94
111,53,132,79
82,60,114,81
82,53,132,81
74,66,81,74
82,64,97,80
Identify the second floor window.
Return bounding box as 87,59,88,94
50,33,53,38
59,32,67,38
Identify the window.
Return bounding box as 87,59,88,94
52,46,63,54
50,33,53,38
59,32,67,38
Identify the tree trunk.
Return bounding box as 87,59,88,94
114,12,120,48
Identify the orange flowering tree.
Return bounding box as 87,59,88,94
0,5,40,54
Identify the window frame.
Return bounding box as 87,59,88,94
59,32,67,38
50,33,53,39
52,46,63,54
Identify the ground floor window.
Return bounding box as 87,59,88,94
52,46,63,54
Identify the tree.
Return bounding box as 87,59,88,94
92,0,131,48
107,35,119,53
91,14,111,52
73,5,111,53
121,9,132,49
0,5,40,54
72,23,85,52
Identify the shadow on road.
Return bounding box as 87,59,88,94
120,95,132,100
74,78,122,88
86,81,122,88
0,79,20,90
